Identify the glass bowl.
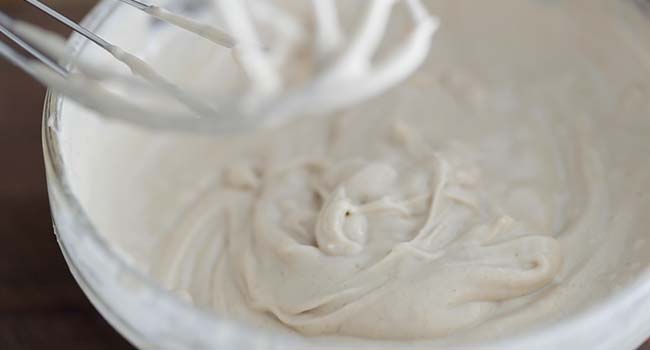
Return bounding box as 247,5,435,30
42,0,650,349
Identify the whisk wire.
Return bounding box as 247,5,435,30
0,10,66,75
0,0,439,133
118,0,149,11
21,0,226,117
23,0,113,49
0,37,36,75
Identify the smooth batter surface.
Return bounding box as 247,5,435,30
58,0,650,345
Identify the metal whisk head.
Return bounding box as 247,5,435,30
0,0,439,134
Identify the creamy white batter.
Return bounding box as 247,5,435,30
57,0,650,345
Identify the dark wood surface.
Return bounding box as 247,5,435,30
0,1,647,349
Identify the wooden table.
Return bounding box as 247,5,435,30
0,1,647,349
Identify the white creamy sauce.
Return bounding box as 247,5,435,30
57,0,650,345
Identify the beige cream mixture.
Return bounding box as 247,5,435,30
58,0,650,344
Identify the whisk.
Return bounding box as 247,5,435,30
0,0,439,133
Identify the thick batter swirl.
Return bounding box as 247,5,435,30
228,124,561,338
